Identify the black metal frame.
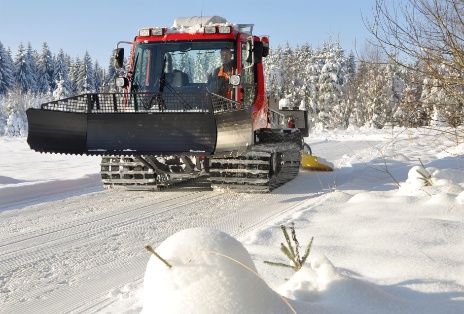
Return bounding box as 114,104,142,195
40,92,244,114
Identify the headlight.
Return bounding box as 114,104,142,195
204,26,216,34
115,77,129,88
218,26,231,34
138,28,150,37
151,28,164,36
229,74,241,86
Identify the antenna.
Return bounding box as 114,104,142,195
200,0,203,27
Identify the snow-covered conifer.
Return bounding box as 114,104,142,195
53,49,71,96
25,43,38,93
1,88,43,136
94,60,104,93
104,52,121,92
305,47,322,121
316,37,347,128
78,51,96,93
296,43,313,110
14,43,36,93
193,52,205,83
36,43,55,93
177,52,193,80
263,45,283,100
0,41,15,94
69,56,81,95
52,77,68,101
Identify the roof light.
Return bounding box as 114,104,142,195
204,26,216,34
151,28,164,36
261,36,270,58
218,25,231,34
261,36,269,47
139,28,151,37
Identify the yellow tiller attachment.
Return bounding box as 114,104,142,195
301,153,333,171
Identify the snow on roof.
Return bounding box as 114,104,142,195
171,16,237,35
138,16,254,36
173,16,228,27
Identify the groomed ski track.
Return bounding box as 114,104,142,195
0,139,376,313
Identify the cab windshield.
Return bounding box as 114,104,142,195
131,41,235,93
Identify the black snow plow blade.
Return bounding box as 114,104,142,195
26,93,252,156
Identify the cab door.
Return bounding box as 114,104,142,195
238,34,269,130
238,35,258,108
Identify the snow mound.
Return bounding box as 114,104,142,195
141,228,290,314
400,164,464,197
277,255,425,314
405,165,432,188
278,254,341,301
458,191,464,204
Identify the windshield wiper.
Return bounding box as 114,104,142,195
127,52,142,110
130,52,140,93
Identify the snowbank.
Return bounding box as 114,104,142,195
142,228,290,313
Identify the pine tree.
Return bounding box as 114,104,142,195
281,43,295,103
14,43,30,93
2,88,44,136
384,57,404,123
52,77,69,101
0,41,15,94
93,60,103,92
263,46,283,100
78,51,96,93
344,51,357,127
345,51,356,84
104,52,120,92
193,51,210,83
316,37,347,129
25,43,38,93
297,43,313,110
3,96,27,136
349,60,368,127
69,56,80,95
305,47,322,121
178,52,193,80
36,42,55,93
53,49,71,97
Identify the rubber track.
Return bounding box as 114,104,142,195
99,143,301,193
100,156,201,190
208,142,301,192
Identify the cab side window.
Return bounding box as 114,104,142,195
241,42,256,107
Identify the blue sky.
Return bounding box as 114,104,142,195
0,0,378,66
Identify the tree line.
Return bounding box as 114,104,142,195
0,42,123,96
0,41,126,136
264,0,464,131
265,38,461,131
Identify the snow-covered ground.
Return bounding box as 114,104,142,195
0,127,463,313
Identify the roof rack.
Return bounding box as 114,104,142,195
236,24,254,35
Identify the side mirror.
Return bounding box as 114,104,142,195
253,41,263,63
114,48,124,69
229,74,241,86
245,40,263,64
115,77,129,88
262,43,269,58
